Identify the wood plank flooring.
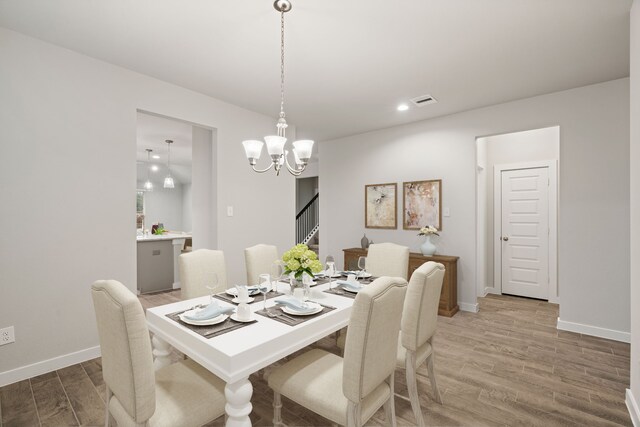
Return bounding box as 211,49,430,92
0,292,631,426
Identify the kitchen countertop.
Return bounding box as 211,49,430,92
136,233,191,242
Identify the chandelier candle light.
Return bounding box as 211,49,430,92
163,139,175,189
241,0,314,176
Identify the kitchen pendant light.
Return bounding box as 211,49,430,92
241,0,314,176
144,149,154,191
163,139,175,189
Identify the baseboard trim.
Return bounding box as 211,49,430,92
483,287,499,297
459,302,479,313
557,318,630,343
627,389,640,427
0,346,101,387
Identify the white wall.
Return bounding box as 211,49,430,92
182,183,192,232
137,182,184,231
320,78,629,335
628,0,640,419
480,127,559,295
0,28,295,383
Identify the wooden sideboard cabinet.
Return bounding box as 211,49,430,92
343,247,459,317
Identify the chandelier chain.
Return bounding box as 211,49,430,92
280,8,285,119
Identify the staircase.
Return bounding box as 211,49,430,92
296,193,319,248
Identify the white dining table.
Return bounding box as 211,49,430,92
146,280,355,427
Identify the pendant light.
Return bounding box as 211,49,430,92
163,139,175,189
241,0,314,176
144,149,154,191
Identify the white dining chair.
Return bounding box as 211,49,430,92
396,261,445,427
244,244,279,285
179,249,227,299
366,242,410,279
268,276,408,427
91,280,226,427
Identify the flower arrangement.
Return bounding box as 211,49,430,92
418,225,439,236
282,243,323,280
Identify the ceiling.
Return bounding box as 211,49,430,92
0,0,632,141
136,112,192,185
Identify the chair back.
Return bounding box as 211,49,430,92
401,262,445,352
244,244,279,285
366,243,409,279
343,276,407,403
179,249,227,299
91,280,155,424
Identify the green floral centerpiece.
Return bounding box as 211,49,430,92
282,243,323,281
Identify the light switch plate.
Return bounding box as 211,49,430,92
443,207,450,217
227,206,234,217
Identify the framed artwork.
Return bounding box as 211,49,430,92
403,179,442,230
365,183,397,229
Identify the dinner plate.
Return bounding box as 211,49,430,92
315,272,341,278
230,313,254,323
282,302,323,316
179,312,228,326
232,297,255,304
340,283,363,293
226,288,261,297
342,271,372,279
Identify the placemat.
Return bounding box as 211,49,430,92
166,309,257,339
323,287,357,299
213,290,284,305
255,303,336,326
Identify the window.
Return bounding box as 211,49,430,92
136,191,145,229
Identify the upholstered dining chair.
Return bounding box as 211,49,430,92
268,277,408,427
366,242,410,279
91,280,226,427
244,244,279,285
396,261,445,427
179,249,227,299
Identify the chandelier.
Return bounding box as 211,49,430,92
242,0,314,176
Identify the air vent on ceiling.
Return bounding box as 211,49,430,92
410,94,438,107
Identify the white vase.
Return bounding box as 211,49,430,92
420,235,436,256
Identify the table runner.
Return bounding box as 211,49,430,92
166,309,257,339
255,303,336,326
214,290,284,305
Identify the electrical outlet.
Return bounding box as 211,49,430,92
0,326,15,345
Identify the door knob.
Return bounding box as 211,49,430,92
502,236,509,241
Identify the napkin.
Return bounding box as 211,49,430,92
183,301,234,321
336,280,363,291
274,296,316,313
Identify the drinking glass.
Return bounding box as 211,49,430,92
204,272,219,305
258,273,271,312
270,261,284,292
357,256,367,280
325,255,335,290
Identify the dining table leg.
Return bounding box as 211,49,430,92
224,377,253,427
151,335,172,371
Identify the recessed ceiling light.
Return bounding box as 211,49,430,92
397,104,409,111
152,154,160,159
151,165,159,172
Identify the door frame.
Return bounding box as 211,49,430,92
493,160,558,303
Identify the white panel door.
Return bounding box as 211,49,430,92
501,167,549,299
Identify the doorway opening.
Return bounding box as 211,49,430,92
296,176,319,254
135,110,216,294
476,126,559,303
